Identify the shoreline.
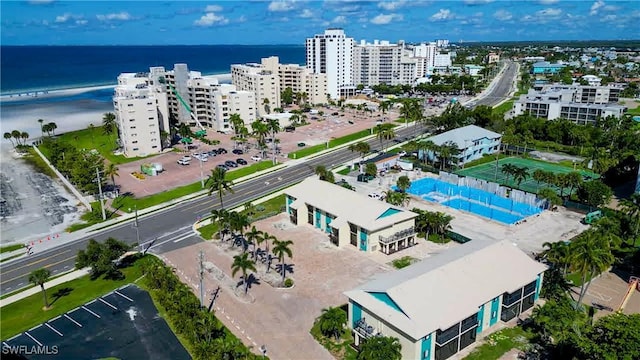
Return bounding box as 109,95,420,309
0,72,233,103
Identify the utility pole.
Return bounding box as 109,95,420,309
96,167,106,221
198,250,205,307
199,157,204,189
134,205,140,246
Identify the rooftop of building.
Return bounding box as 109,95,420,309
423,125,501,149
285,177,417,232
344,240,547,340
532,61,566,68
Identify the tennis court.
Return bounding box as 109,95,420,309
456,157,599,194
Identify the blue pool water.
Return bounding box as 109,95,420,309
407,178,542,225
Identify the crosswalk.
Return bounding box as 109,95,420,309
138,225,200,253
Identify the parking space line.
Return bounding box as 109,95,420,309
115,290,134,302
24,332,43,346
51,315,61,321
29,324,42,331
87,299,96,305
45,323,63,337
82,306,101,318
99,297,118,310
7,334,21,342
64,314,82,327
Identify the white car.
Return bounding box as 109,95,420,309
194,154,208,162
251,155,262,161
398,151,407,157
181,155,192,162
368,192,382,200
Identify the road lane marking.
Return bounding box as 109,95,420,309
115,290,133,302
99,298,118,310
64,314,82,327
148,231,195,250
173,234,195,243
1,254,79,285
82,306,101,318
45,323,63,337
24,332,42,346
0,250,71,276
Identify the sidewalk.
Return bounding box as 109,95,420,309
0,268,89,308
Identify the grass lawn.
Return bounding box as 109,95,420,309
337,167,351,175
21,147,56,177
493,100,514,115
112,161,276,213
39,128,154,165
67,201,119,232
310,306,358,360
626,105,640,116
288,129,374,159
0,255,150,340
1,244,24,254
464,326,534,360
197,194,286,240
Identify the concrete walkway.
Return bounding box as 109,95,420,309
0,268,90,308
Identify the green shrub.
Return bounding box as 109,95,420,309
284,278,294,288
255,205,266,212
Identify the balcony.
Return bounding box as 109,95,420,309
378,227,415,244
353,318,379,339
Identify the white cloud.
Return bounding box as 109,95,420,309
205,5,223,12
332,15,347,24
55,13,72,23
536,8,562,17
493,9,512,21
75,19,88,25
590,0,604,15
268,1,295,12
377,1,406,11
538,0,559,4
299,9,314,18
370,13,403,25
194,12,229,26
463,0,493,4
28,0,54,4
430,9,454,21
96,12,132,22
602,14,617,21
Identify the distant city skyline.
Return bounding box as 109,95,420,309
1,0,639,46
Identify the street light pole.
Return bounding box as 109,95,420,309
134,205,140,245
199,157,204,189
96,167,106,221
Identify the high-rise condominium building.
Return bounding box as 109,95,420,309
306,28,354,99
352,40,416,86
277,61,328,105
411,42,452,77
113,73,169,158
231,58,281,116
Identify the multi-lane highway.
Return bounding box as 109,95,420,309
0,61,517,295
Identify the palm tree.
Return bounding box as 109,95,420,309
379,99,391,114
262,232,278,271
501,163,517,185
357,336,402,360
231,253,256,295
104,163,119,188
42,123,52,137
206,167,234,210
620,193,640,247
47,122,57,136
262,98,270,114
396,175,411,193
533,169,547,191
29,268,51,309
375,124,396,151
314,165,335,183
570,233,615,309
317,306,347,340
266,118,280,164
512,166,530,187
37,118,45,137
19,131,28,145
272,239,293,284
540,241,571,276
4,132,15,148
245,226,263,259
420,140,437,165
251,120,270,157
11,130,21,146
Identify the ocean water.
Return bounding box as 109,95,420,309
0,45,306,94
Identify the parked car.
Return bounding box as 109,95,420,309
181,155,192,162
177,159,190,165
194,154,208,162
331,112,339,116
398,151,407,157
251,155,262,161
368,192,382,200
285,126,295,132
216,164,228,170
206,150,217,157
224,160,238,168
232,149,243,155
236,158,247,165
217,148,227,154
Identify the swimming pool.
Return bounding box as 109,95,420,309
407,178,542,225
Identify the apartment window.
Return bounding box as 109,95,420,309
502,289,522,307
128,104,134,107
521,293,535,312
436,324,459,345
501,302,520,322
459,327,477,351
133,147,139,151
460,313,478,333
150,131,157,135
130,126,137,129
129,119,135,122
152,145,158,149
523,280,536,296
149,117,154,120
132,140,138,144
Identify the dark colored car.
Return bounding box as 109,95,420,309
224,160,238,168
216,164,228,170
206,150,217,157
236,158,248,165
285,126,295,132
232,149,244,155
217,148,228,154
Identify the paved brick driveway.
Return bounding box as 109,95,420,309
161,213,394,360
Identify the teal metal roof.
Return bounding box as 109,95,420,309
377,208,402,219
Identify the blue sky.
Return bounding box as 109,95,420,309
2,0,639,45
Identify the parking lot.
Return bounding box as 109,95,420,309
114,105,399,198
2,285,189,360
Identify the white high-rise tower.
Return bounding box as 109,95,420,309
306,28,354,99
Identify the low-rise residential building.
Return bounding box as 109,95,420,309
285,178,418,255
533,84,621,104
419,125,502,166
464,65,484,77
113,73,169,158
344,240,547,360
364,153,402,172
581,75,602,86
532,61,565,74
485,52,500,64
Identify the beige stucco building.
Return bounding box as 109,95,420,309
345,240,547,360
231,59,281,116
284,178,418,255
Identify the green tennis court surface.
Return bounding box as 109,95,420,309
455,157,599,194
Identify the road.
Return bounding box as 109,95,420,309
0,61,517,295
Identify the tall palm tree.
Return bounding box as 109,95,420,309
379,100,391,115
317,306,347,340
37,118,45,137
262,232,277,272
104,163,119,188
42,123,52,137
206,167,234,210
19,131,28,145
420,140,436,165
47,122,57,136
245,226,263,259
4,132,15,148
570,233,615,309
501,163,518,185
512,166,530,187
396,175,411,193
272,239,293,284
533,169,547,191
266,118,280,164
231,253,256,295
621,193,640,247
375,124,396,151
29,268,51,309
251,120,270,157
11,130,21,146
540,241,571,276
